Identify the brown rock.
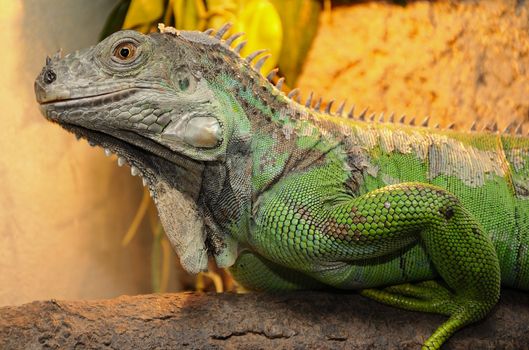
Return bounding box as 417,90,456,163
298,0,529,129
1,290,528,349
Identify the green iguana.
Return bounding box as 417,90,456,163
34,23,528,349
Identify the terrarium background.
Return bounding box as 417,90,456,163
1,0,528,306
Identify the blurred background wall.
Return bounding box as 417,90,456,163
0,0,163,306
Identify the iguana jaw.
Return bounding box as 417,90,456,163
55,122,185,194
39,91,202,189
54,121,210,274
39,89,211,274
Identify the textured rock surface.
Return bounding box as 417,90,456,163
298,0,529,129
0,290,528,349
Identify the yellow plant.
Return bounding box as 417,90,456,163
233,0,282,74
122,0,164,32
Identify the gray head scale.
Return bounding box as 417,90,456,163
34,29,237,274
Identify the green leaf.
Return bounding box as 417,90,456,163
173,0,203,30
100,0,131,40
233,0,282,74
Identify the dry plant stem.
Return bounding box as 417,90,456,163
160,227,172,292
196,271,225,292
163,2,173,25
121,187,151,246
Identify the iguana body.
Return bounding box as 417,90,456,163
232,118,529,289
34,24,528,349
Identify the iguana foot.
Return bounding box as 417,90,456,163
361,280,494,350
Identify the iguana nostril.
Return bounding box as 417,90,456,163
43,69,56,84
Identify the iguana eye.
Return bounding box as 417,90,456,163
113,41,137,62
172,69,197,93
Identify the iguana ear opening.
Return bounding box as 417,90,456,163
149,73,230,162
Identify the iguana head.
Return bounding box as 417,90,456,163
35,28,232,162
34,26,258,274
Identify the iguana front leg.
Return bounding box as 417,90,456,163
253,182,501,350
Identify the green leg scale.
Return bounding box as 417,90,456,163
254,181,501,349
229,249,325,292
331,183,502,349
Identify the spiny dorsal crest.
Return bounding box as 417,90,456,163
159,23,527,136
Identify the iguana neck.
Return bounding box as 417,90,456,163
197,72,353,253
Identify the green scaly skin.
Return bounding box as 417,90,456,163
34,25,528,349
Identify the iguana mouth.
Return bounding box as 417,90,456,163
60,123,209,274
59,122,202,198
61,123,158,191
38,88,140,107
